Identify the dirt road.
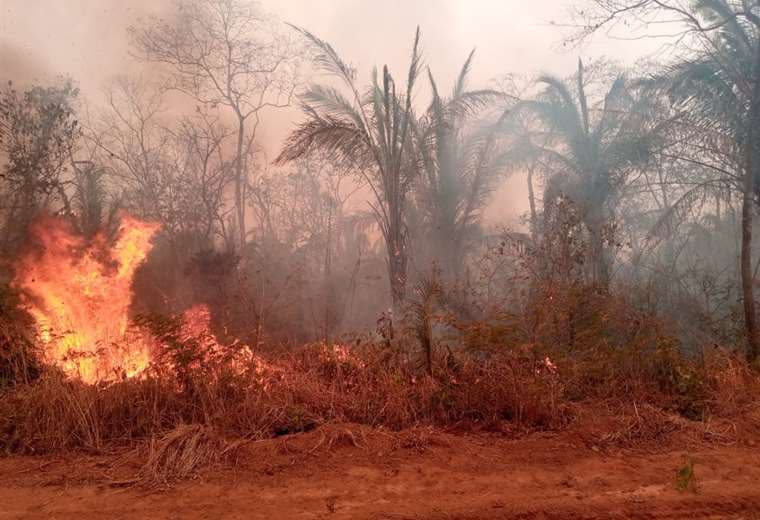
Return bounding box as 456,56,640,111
2,423,760,519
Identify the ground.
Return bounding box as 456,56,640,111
2,417,760,519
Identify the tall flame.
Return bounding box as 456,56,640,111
13,214,160,383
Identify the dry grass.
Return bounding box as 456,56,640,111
141,424,239,485
0,344,573,454
394,425,446,453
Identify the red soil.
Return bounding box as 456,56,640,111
2,418,760,519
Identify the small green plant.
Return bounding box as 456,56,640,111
676,456,697,493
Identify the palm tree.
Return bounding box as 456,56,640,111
579,0,760,363
277,27,422,309
513,60,658,288
413,51,507,280
651,0,760,361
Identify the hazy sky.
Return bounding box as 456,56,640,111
0,0,666,222
1,0,664,89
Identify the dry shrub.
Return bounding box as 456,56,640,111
278,343,570,431
559,338,712,420
0,321,38,388
0,373,182,453
472,282,720,419
0,374,100,453
703,348,760,414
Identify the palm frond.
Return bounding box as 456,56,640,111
445,89,504,120
287,24,356,85
536,74,578,111
577,59,590,136
693,0,752,50
275,113,369,169
300,84,366,130
647,182,721,244
453,49,476,98
592,75,628,144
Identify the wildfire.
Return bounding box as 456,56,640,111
13,214,160,383
180,304,273,374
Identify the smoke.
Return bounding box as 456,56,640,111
0,43,50,86
0,0,666,223
0,1,168,92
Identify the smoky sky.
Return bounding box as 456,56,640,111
0,0,666,222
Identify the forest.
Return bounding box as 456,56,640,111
2,0,760,517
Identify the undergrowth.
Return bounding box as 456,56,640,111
0,286,757,458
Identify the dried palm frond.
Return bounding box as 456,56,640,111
141,423,238,485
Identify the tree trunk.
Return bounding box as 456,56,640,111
527,165,539,244
586,216,609,290
741,46,760,364
740,164,758,363
433,228,460,284
387,233,407,311
323,201,334,343
234,117,246,249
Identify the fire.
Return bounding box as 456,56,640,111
181,304,215,341
13,214,160,383
179,304,257,366
177,303,278,387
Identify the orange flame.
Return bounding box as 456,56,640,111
177,303,278,387
13,214,160,383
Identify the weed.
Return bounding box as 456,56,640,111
675,456,697,493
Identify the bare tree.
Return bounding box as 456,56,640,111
168,110,237,248
247,155,359,341
92,77,235,248
93,78,172,225
130,0,301,248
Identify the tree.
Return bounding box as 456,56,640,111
168,110,238,249
577,0,760,360
71,161,111,238
92,77,235,248
245,155,363,342
276,27,422,309
510,60,659,288
130,0,300,248
93,78,171,226
0,80,80,252
413,51,507,280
